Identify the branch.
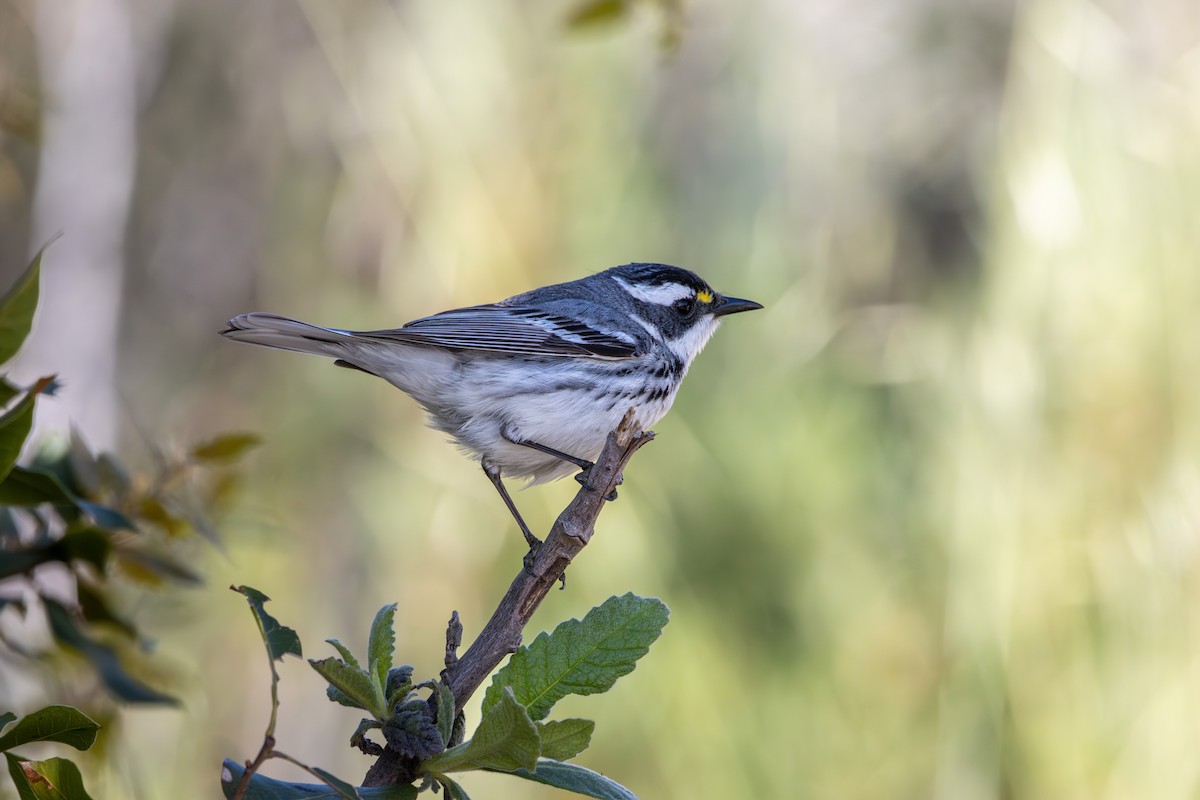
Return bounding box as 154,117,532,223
362,412,654,787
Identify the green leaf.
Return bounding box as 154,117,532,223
232,586,302,661
494,759,638,800
114,545,201,585
324,639,360,670
310,768,361,800
0,466,77,507
381,700,443,761
0,245,45,365
423,688,539,774
76,582,138,640
0,377,54,484
5,752,38,800
0,706,99,752
433,680,456,746
367,603,396,696
309,658,385,719
536,719,594,761
219,760,418,800
44,600,177,705
191,433,261,462
482,594,669,721
566,0,628,29
21,756,95,800
0,378,21,407
0,712,15,731
438,775,471,800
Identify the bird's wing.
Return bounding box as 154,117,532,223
351,304,639,358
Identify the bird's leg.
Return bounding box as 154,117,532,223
481,461,541,571
499,426,618,501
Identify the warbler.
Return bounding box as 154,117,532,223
222,263,761,553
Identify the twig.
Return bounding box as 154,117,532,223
442,611,462,674
362,413,654,787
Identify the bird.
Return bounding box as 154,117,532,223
221,262,762,557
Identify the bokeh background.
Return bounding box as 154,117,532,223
3,0,1200,797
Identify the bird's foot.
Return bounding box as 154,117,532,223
574,465,620,502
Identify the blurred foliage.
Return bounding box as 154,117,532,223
3,0,1200,798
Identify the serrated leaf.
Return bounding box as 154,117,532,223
0,706,99,752
381,700,443,760
567,0,628,29
0,377,54,484
44,600,177,705
220,759,419,800
424,688,539,774
324,639,360,670
5,752,38,800
367,604,396,695
482,594,669,721
536,719,594,761
494,759,638,800
191,433,261,462
21,756,95,800
309,658,385,718
385,665,414,707
233,586,302,661
434,680,456,745
0,246,45,365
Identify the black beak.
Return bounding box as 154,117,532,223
712,295,764,317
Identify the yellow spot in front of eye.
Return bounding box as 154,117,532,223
696,290,713,304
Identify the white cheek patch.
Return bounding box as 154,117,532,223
613,276,695,307
667,317,721,363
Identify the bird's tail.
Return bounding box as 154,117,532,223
220,313,353,359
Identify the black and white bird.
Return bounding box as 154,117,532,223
222,262,761,553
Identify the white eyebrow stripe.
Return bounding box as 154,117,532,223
612,276,694,306
629,313,664,342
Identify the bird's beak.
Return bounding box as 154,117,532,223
712,295,764,317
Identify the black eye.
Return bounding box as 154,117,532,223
672,298,695,316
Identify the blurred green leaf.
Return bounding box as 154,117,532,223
233,586,302,661
114,545,201,586
219,760,418,800
44,600,177,705
20,756,95,800
535,719,594,761
76,582,138,640
5,751,38,800
0,528,111,581
367,603,397,698
0,466,76,507
424,688,539,774
0,246,45,365
566,0,628,29
482,594,669,721
0,379,20,408
0,706,99,752
0,712,14,731
191,433,261,462
0,377,55,484
493,759,638,800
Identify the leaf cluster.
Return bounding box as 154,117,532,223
0,248,258,704
0,705,101,800
222,591,669,800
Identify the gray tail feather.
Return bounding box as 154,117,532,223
220,312,352,358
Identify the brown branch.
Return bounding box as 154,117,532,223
362,412,654,787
